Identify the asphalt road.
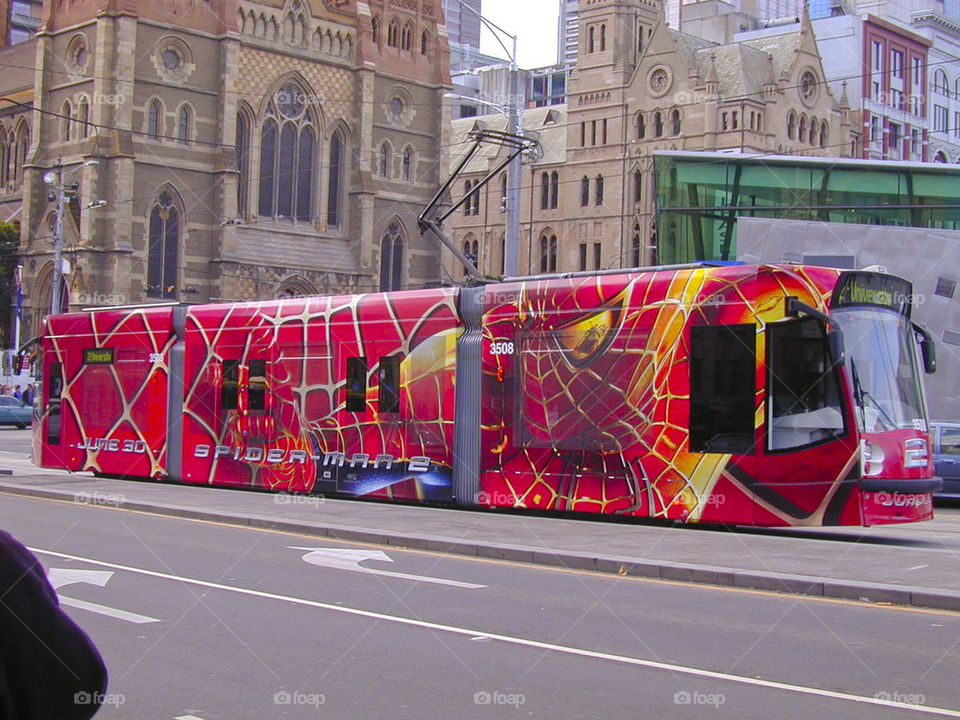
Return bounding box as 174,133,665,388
0,491,958,720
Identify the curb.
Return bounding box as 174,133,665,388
2,482,959,612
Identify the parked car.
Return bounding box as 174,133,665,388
931,422,960,499
0,394,31,428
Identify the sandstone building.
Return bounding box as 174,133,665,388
446,0,853,277
0,0,451,337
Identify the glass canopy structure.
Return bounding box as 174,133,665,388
654,151,960,264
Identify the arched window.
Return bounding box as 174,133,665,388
462,236,478,275
595,175,604,205
0,128,8,187
387,19,399,48
934,151,947,163
798,115,807,143
633,170,642,203
327,129,345,227
588,26,595,54
581,176,590,207
147,189,180,299
380,221,404,291
540,172,550,210
14,124,28,185
421,31,429,55
62,101,73,143
148,100,161,141
671,109,681,135
236,110,250,217
402,146,412,181
178,106,191,145
787,112,796,140
401,22,413,51
257,84,317,222
372,15,381,44
550,171,559,209
654,112,663,137
809,118,817,145
379,142,390,177
934,69,949,95
637,113,645,139
819,122,828,148
78,98,89,139
637,24,644,53
632,223,641,267
600,24,606,52
539,233,557,272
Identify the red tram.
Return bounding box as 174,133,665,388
29,263,941,526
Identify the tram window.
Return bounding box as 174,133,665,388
222,360,239,410
379,356,401,414
48,362,62,445
248,359,267,412
346,357,367,412
768,316,844,451
689,324,756,454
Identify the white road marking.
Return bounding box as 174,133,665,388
29,546,960,718
47,567,161,624
289,546,485,589
174,715,211,720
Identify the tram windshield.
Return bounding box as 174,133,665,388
833,306,927,433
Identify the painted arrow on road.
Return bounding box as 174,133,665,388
48,568,161,624
289,547,485,589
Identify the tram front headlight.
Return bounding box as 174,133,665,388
861,439,885,477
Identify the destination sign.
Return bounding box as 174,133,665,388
831,272,913,317
82,347,115,365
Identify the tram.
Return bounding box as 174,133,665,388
29,262,942,527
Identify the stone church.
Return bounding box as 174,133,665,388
0,0,452,337
446,0,854,277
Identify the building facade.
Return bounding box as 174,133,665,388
446,0,851,278
2,0,451,338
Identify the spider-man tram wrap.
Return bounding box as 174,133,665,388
31,264,941,527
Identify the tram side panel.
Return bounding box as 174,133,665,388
475,265,870,527
177,289,461,499
37,308,176,478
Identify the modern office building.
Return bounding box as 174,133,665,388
654,151,960,263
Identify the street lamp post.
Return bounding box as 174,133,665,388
43,160,99,315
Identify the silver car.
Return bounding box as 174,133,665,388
0,394,31,429
932,422,960,499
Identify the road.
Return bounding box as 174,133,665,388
0,490,958,719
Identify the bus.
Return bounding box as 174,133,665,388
29,263,942,527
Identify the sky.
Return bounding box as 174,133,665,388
477,0,560,69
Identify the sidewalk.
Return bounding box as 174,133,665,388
1,450,959,611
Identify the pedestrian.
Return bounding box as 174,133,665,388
0,530,107,718
13,386,21,401
21,383,34,407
